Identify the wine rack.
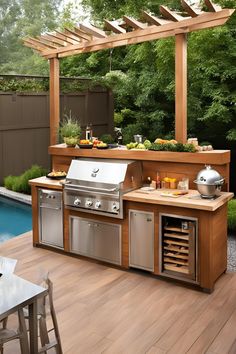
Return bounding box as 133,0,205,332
159,214,198,283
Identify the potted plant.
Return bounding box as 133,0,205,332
59,112,81,147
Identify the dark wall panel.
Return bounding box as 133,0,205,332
0,90,114,184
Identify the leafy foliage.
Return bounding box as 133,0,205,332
1,0,235,148
59,113,81,139
149,142,196,152
0,0,63,74
4,165,47,194
228,199,236,232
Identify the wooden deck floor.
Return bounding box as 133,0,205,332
1,232,236,354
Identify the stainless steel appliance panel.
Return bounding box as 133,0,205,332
64,158,142,219
64,189,121,217
69,216,121,265
129,210,154,272
38,189,63,249
93,222,121,265
66,159,133,185
70,217,94,257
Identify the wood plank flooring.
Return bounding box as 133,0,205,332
1,232,236,354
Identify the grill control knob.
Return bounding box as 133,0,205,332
74,198,81,206
112,203,119,212
95,201,101,209
86,200,93,207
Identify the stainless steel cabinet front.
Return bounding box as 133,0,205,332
38,189,63,249
93,222,121,265
129,210,154,272
69,216,121,265
70,218,94,257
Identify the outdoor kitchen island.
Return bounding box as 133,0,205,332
29,146,233,292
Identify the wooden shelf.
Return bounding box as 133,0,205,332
164,252,188,260
164,257,188,266
164,239,189,247
49,144,230,165
164,232,189,240
164,246,189,254
164,226,189,234
164,263,189,274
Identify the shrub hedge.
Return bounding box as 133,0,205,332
228,199,236,232
4,165,47,194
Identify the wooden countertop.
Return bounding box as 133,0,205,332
29,176,64,190
48,144,230,165
29,177,234,211
123,189,234,211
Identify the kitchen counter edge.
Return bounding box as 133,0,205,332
123,189,234,212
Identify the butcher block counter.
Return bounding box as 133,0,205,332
123,189,233,212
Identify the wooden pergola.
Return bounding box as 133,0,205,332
23,0,234,145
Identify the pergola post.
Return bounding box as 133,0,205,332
175,33,187,144
49,57,60,145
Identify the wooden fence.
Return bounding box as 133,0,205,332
0,89,114,184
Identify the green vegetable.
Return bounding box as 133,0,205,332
143,140,152,149
136,143,145,149
149,142,196,152
126,142,138,149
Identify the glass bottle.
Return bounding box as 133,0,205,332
156,172,161,189
85,123,93,141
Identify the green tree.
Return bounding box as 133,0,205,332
79,0,236,144
0,0,62,74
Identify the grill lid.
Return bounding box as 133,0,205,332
66,159,135,185
194,165,224,185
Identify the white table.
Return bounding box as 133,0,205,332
0,273,47,353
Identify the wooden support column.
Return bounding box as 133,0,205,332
175,33,187,143
49,57,60,145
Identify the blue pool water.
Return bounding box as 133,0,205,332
0,196,32,243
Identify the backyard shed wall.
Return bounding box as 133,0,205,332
0,89,113,184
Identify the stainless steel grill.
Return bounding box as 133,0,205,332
64,158,142,218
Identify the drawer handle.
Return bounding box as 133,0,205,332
147,218,152,222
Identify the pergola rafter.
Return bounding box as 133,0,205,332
23,0,234,59
22,0,235,145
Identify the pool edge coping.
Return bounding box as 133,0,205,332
0,187,32,205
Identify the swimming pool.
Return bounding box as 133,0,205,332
0,196,32,243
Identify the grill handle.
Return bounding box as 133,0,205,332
65,183,118,193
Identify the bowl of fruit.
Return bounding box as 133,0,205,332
96,142,108,149
78,139,93,149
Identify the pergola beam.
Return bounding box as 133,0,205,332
175,34,187,143
37,9,234,59
42,34,67,47
49,58,60,145
79,23,107,38
205,0,222,12
142,11,172,26
104,20,126,34
160,5,190,22
71,27,92,41
123,16,147,30
181,0,202,17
